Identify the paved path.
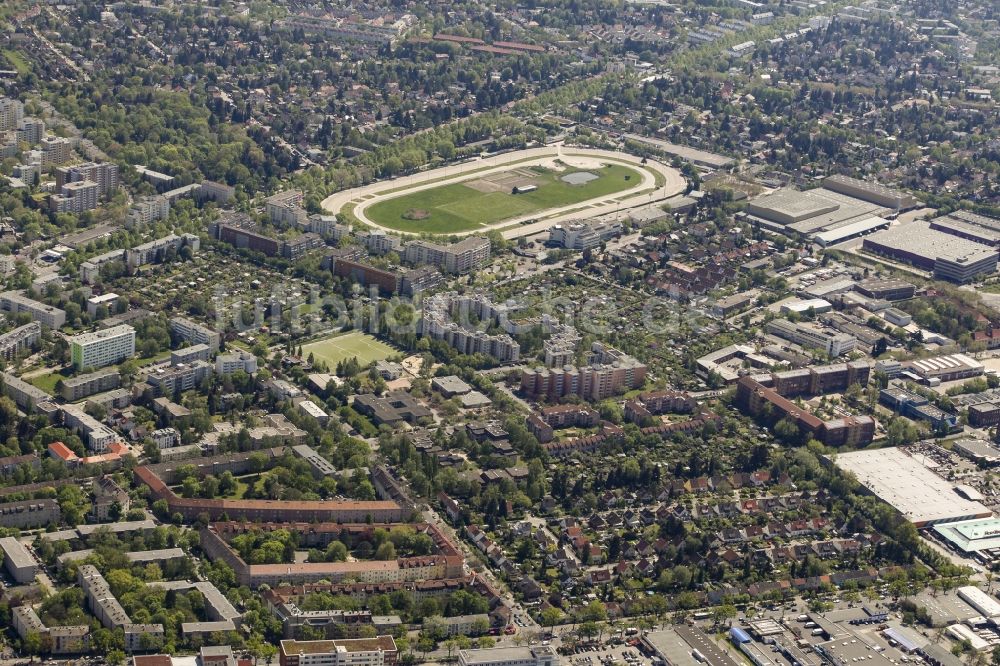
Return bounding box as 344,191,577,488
321,144,686,240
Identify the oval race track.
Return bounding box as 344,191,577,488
320,143,688,240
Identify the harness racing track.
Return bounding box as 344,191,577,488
320,144,688,240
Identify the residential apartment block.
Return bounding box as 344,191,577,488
56,162,119,196
735,376,874,447
0,321,41,360
125,233,199,270
279,636,398,666
69,324,136,370
403,236,490,273
78,564,164,651
548,219,623,249
216,349,258,375
1,536,39,582
0,498,61,529
267,189,308,227
520,343,647,401
60,367,121,401
50,180,99,213
0,290,67,328
170,316,221,351
420,292,520,362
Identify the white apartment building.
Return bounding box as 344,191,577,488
62,403,119,452
170,316,221,351
150,427,181,449
126,195,170,226
86,293,120,318
41,137,72,165
17,117,45,145
403,237,490,274
548,220,623,250
125,233,199,270
216,350,258,375
50,180,99,214
56,162,119,196
266,189,308,227
69,324,136,370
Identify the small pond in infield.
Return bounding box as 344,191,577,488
560,171,599,185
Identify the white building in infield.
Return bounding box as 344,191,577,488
70,324,135,370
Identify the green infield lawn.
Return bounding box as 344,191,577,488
302,331,398,369
364,163,643,233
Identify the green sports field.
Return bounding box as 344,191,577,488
302,331,398,369
364,163,644,233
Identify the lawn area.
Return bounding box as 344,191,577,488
365,163,643,234
302,331,398,369
2,50,30,75
28,371,66,394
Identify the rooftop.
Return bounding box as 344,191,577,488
833,447,991,526
865,221,999,265
280,636,397,656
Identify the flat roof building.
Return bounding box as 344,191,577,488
854,278,916,301
69,324,135,370
957,585,1000,619
0,291,66,329
292,444,337,477
822,174,917,210
745,187,888,236
905,353,983,383
780,299,833,315
0,536,38,583
834,448,992,527
928,210,1000,247
934,518,1000,555
280,636,398,666
765,319,856,357
863,222,999,283
458,646,557,666
170,316,221,352
432,375,473,397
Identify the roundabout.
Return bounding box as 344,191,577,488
321,144,688,239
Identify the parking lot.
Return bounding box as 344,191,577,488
565,639,653,666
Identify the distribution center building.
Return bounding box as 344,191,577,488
862,221,999,283
833,447,992,527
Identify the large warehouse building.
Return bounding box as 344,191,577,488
929,210,1000,247
744,187,890,240
822,174,918,211
862,221,999,283
833,447,992,527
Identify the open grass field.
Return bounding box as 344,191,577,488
2,50,30,75
302,331,398,369
365,163,643,233
28,370,67,394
